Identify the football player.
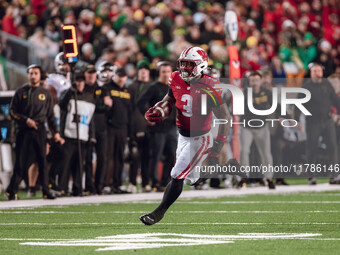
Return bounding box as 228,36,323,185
140,47,231,225
46,52,71,99
96,61,116,87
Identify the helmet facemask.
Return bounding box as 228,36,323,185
54,52,69,75
177,59,205,82
97,64,116,83
177,46,209,82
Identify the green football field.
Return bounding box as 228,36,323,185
0,189,340,255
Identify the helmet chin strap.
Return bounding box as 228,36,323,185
181,72,202,83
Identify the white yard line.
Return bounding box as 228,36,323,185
0,222,340,226
2,233,332,251
175,201,340,204
1,210,340,214
0,183,339,209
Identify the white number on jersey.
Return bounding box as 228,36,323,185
181,94,193,117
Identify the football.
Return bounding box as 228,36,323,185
153,101,172,119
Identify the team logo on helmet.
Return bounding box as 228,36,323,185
97,61,116,83
54,52,68,75
177,47,209,82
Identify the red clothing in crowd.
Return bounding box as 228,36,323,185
323,5,340,47
31,0,47,20
2,14,18,36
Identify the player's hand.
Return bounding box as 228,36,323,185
54,133,65,145
147,120,156,126
145,106,163,123
205,139,225,165
104,96,113,107
26,118,38,130
206,153,219,166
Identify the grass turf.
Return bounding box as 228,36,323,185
0,191,339,254
0,178,331,201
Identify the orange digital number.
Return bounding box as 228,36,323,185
62,25,78,58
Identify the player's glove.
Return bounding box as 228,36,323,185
205,134,227,165
145,106,163,123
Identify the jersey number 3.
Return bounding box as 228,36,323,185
181,94,193,117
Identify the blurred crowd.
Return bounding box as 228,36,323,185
1,0,339,81
1,0,340,198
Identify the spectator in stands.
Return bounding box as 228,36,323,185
167,28,191,61
297,32,317,71
2,5,19,36
28,27,58,58
78,9,95,44
81,43,96,65
185,25,204,46
93,21,115,59
316,40,336,77
271,56,287,86
147,29,170,59
113,25,139,62
44,20,60,43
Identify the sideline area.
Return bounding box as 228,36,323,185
1,183,339,209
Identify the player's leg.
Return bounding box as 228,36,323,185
139,134,188,225
140,134,210,225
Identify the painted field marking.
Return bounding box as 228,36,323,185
0,222,339,226
174,201,340,204
1,210,340,214
15,233,322,251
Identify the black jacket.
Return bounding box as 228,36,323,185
129,79,151,134
10,84,58,133
295,79,340,122
295,78,340,122
104,81,132,130
241,87,273,128
85,83,110,132
137,81,176,133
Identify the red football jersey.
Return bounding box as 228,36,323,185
168,71,223,133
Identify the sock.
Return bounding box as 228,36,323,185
152,178,184,216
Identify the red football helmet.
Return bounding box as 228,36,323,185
177,46,209,82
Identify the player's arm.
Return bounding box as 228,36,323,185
144,88,175,123
209,103,231,159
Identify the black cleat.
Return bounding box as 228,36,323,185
267,179,276,189
43,191,56,199
329,178,340,185
309,178,317,185
4,192,18,201
139,212,164,226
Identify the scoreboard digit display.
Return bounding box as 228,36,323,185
61,24,79,64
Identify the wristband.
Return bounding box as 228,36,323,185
216,133,227,143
